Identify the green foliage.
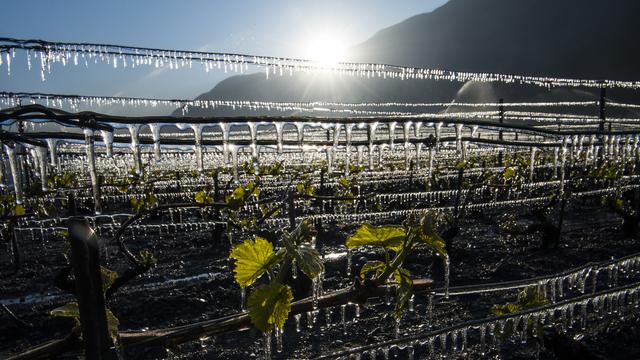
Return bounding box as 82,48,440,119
282,220,323,279
295,174,316,196
229,237,278,287
130,193,158,214
50,266,121,339
247,283,293,333
593,162,622,181
50,302,120,339
491,286,549,338
48,172,77,189
229,220,324,333
350,212,448,320
139,249,158,268
393,267,413,319
346,224,405,252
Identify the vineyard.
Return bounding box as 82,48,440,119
1,37,640,360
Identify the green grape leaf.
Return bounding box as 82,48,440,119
289,242,324,280
247,283,293,332
393,267,413,319
100,267,118,294
226,186,246,211
503,167,517,180
229,237,276,287
139,249,158,268
282,219,315,246
13,204,25,216
359,260,386,280
50,302,80,320
105,308,120,339
415,214,447,257
346,224,405,252
195,191,207,204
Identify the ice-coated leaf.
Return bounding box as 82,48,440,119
346,224,405,252
13,204,25,216
50,302,120,339
415,214,447,257
226,186,246,210
229,237,276,287
290,242,324,279
359,260,386,280
100,266,118,294
247,283,293,332
282,219,315,246
393,267,413,319
50,302,80,320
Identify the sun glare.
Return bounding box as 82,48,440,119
303,34,348,67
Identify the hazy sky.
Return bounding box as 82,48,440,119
0,0,448,100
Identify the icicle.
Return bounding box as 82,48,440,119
46,139,58,170
240,287,246,310
191,124,204,173
341,304,347,335
294,314,301,332
263,332,271,360
221,123,230,163
230,145,239,183
36,146,48,191
100,130,114,158
443,255,450,298
394,316,401,339
275,326,283,353
434,122,443,152
274,122,283,154
84,129,103,215
5,145,23,204
149,124,161,162
529,147,537,181
128,125,142,175
388,121,397,149
368,122,378,169
427,294,434,327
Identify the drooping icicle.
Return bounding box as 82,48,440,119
345,124,354,175
240,287,246,310
84,129,103,215
191,124,204,173
5,145,24,204
128,125,142,175
273,122,283,154
443,255,450,298
263,331,271,360
220,123,230,163
388,121,397,149
230,145,239,183
455,124,464,156
559,137,568,195
149,123,161,162
368,122,378,169
36,146,48,192
100,130,114,158
46,138,59,170
403,122,412,170
275,326,283,353
248,122,258,167
529,147,537,181
434,122,443,152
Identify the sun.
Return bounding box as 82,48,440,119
303,34,348,67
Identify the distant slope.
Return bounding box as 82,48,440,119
177,0,640,117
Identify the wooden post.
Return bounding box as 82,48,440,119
68,218,118,360
598,87,606,164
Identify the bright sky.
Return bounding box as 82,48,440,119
0,0,448,99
